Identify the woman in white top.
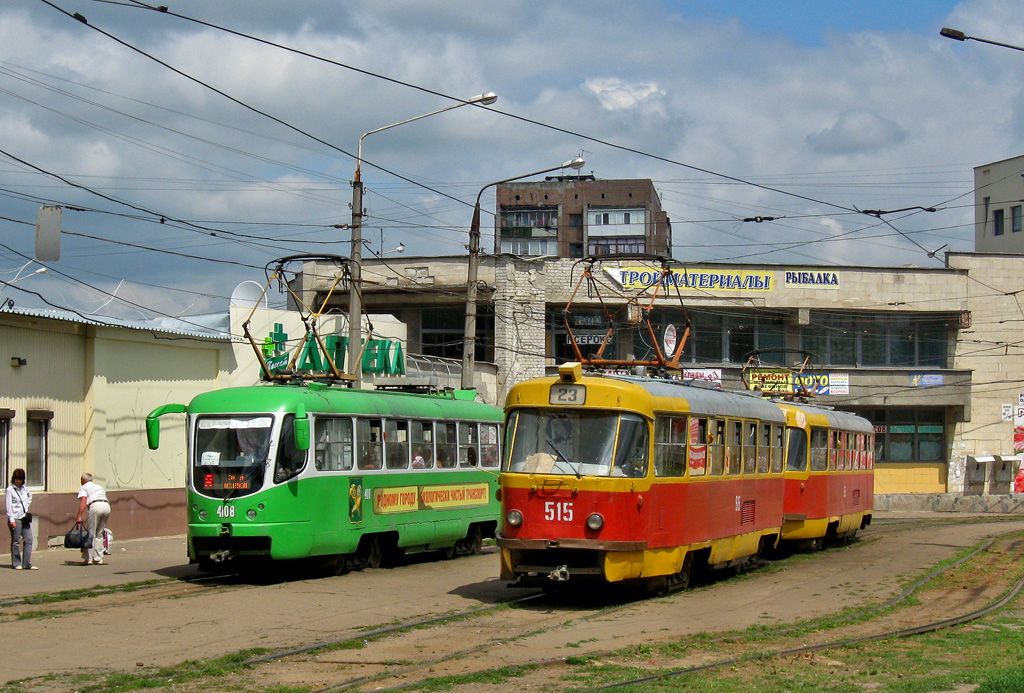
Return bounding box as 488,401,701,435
6,468,36,570
76,473,111,566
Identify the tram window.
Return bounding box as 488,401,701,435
654,416,686,477
810,428,829,472
386,420,410,470
314,417,353,472
436,422,457,468
480,423,500,468
275,415,307,483
459,423,479,467
708,419,726,475
770,424,784,473
757,423,771,474
786,428,808,472
839,431,850,470
828,429,840,470
743,421,757,474
356,418,384,471
688,417,708,477
613,414,649,478
411,421,434,469
726,420,742,475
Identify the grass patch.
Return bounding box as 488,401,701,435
407,664,538,691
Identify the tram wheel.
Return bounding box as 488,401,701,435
365,538,384,569
332,554,349,576
458,526,484,555
441,545,457,560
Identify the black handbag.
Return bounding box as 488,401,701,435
64,522,93,549
22,513,31,525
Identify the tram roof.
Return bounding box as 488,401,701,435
602,374,787,423
187,383,504,420
777,401,874,433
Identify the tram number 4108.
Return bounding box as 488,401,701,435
544,501,574,522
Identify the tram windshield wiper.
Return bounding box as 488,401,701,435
547,439,581,479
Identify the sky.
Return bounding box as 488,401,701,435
2,0,1023,320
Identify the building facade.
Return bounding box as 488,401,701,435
495,176,672,258
974,154,1024,253
313,250,1024,497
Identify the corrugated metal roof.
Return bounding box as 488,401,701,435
0,305,234,340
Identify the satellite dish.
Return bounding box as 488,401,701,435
230,281,268,308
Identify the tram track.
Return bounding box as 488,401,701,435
235,519,1024,693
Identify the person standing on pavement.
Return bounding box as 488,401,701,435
6,468,36,570
76,473,110,566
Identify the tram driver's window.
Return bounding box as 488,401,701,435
613,414,648,478
274,415,307,483
786,428,808,472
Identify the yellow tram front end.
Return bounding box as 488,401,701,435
498,364,659,586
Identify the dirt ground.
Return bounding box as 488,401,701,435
2,515,1023,691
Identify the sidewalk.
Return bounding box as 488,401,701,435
1,535,198,599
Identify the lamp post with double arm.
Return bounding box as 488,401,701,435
461,157,585,390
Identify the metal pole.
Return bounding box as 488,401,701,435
461,200,483,389
347,177,363,386
460,158,584,390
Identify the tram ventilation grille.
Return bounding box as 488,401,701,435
852,489,860,506
741,500,755,525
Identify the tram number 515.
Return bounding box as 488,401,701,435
544,501,574,522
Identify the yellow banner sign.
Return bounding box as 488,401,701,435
373,486,419,514
747,368,794,393
419,483,491,510
373,483,491,514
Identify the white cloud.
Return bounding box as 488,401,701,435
0,0,1021,315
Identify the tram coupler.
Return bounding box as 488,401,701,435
209,550,235,563
549,565,570,582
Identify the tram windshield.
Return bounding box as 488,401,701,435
503,409,649,478
192,415,273,498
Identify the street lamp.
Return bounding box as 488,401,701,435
940,27,1024,53
461,157,585,390
0,262,46,304
348,92,497,387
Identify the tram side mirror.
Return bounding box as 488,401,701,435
294,404,310,451
145,403,187,450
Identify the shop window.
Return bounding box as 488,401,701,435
852,407,944,464
26,410,52,489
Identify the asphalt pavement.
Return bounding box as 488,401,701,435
1,534,198,600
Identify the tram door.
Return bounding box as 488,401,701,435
782,426,811,524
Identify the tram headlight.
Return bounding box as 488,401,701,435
246,509,257,520
506,509,523,527
198,509,208,521
586,513,604,531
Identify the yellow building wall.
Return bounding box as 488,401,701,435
874,463,947,494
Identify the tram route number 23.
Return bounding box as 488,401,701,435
544,501,574,522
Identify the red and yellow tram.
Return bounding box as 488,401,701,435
497,363,874,591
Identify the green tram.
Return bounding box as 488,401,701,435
147,382,503,572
